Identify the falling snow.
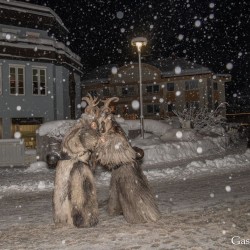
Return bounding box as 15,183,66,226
131,100,140,110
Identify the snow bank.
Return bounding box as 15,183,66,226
1,150,249,195
145,149,250,182
134,136,229,166
25,161,49,173
97,149,250,185
38,120,75,138
122,119,172,136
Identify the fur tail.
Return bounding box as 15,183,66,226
108,163,161,224
69,162,99,227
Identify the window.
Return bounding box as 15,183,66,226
103,88,110,96
146,85,159,93
185,80,198,90
146,104,160,114
122,86,135,96
213,82,218,90
166,82,174,91
186,101,199,109
166,103,174,112
9,66,25,95
89,90,98,97
32,68,46,95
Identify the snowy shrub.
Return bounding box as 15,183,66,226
173,103,228,135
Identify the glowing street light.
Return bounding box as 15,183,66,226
131,37,147,139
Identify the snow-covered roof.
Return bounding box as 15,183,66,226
151,57,211,77
82,57,212,83
0,32,81,64
0,0,69,33
83,64,117,84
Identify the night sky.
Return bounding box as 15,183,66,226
16,0,249,102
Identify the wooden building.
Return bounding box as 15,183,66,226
82,57,231,119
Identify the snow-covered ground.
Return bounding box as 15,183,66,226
0,119,249,249
1,118,247,196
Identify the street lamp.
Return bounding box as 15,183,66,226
131,37,147,139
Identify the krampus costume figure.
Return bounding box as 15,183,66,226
53,95,99,228
96,97,161,224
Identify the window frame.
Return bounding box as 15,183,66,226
185,80,199,91
121,86,135,96
32,67,47,96
213,82,218,91
166,102,174,112
146,84,160,93
103,87,110,97
166,82,175,91
146,104,160,114
9,65,25,95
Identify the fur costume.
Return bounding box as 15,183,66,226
53,159,98,227
53,95,99,228
96,98,161,223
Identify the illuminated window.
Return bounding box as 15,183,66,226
9,65,25,95
32,68,46,95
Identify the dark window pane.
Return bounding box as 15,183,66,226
167,83,174,91
10,80,15,88
168,103,173,112
18,81,23,88
103,88,110,96
146,86,152,93
10,87,16,94
122,87,128,95
18,87,24,95
40,88,45,95
153,85,159,92
33,82,38,94
40,70,45,76
40,76,45,83
154,105,160,113
147,105,153,113
18,68,23,75
213,82,218,90
10,68,15,74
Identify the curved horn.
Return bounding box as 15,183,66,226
82,93,99,107
102,97,119,109
100,97,119,114
82,93,100,116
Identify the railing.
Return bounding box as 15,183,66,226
0,139,25,166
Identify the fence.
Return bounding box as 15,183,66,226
0,139,25,166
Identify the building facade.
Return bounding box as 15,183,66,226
0,0,82,147
82,57,231,119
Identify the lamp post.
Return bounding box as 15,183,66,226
131,37,147,139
